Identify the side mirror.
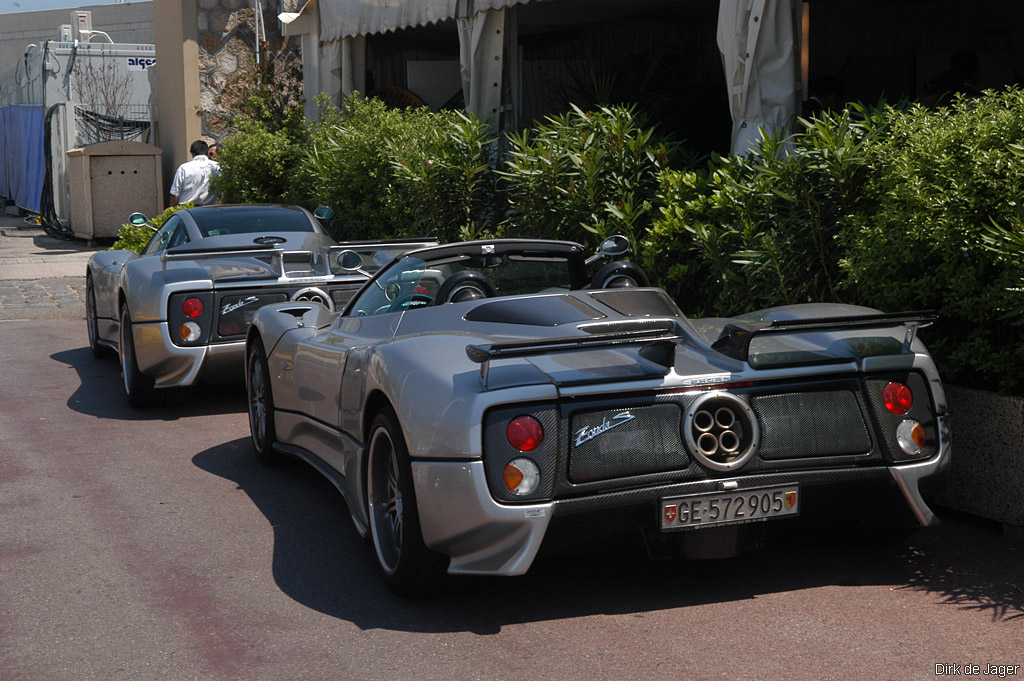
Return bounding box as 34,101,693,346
336,249,363,271
600,234,630,257
129,212,157,232
314,206,335,221
585,234,631,265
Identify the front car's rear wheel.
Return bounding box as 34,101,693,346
119,305,161,407
366,408,448,595
86,275,112,358
247,338,280,465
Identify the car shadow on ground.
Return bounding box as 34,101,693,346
53,346,247,420
193,438,1024,633
899,508,1023,622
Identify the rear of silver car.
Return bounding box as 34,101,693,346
412,327,950,575
135,241,428,389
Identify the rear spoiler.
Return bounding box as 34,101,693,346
466,328,683,389
711,310,938,363
162,245,287,280
159,237,439,279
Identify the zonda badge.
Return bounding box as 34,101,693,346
574,411,636,447
222,295,259,316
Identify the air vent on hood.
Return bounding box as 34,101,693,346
283,251,316,277
463,295,605,326
589,289,681,317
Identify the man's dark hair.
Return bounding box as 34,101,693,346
190,140,210,157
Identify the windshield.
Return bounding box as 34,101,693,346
347,251,573,316
191,206,315,237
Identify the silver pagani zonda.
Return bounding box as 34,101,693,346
86,204,434,406
244,237,950,595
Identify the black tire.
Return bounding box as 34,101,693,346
119,304,161,407
247,338,281,465
366,408,448,596
86,275,113,359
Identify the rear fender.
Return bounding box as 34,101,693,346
88,250,136,322
250,302,337,355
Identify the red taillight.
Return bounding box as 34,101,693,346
507,416,543,452
182,297,205,319
883,382,913,415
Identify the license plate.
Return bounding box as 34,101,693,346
661,484,800,531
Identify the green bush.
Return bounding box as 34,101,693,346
645,91,1024,394
500,104,673,253
644,111,871,316
982,199,1024,326
838,91,1024,394
208,88,1024,394
210,117,302,204
290,95,440,240
110,203,193,254
387,109,499,243
287,95,501,242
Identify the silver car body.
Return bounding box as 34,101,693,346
86,204,434,393
247,238,951,580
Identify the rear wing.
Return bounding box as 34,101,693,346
160,237,439,280
711,310,938,363
161,245,287,280
466,328,683,389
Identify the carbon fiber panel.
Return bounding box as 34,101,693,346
568,404,687,483
216,292,288,338
328,283,363,309
752,390,871,459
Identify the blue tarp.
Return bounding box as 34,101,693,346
0,105,46,214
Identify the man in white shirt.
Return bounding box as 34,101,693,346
169,140,220,206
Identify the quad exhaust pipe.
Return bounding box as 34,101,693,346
685,392,760,472
693,407,739,455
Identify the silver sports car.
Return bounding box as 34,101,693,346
244,237,950,595
86,204,435,406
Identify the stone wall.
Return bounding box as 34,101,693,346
936,386,1024,534
195,0,303,142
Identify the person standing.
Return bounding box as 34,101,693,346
169,140,220,206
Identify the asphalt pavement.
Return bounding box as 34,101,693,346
0,214,104,320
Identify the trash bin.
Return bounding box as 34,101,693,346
67,141,163,242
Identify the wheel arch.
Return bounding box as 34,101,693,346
362,390,397,452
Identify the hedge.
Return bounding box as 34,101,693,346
193,89,1024,394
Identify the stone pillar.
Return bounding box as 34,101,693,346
152,0,302,203
153,0,201,207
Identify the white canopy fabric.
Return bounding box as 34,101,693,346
284,0,516,125
717,0,798,156
318,0,532,42
458,8,506,124
282,2,366,115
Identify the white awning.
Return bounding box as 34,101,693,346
315,0,534,42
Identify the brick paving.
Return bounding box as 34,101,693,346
0,216,101,321
0,277,87,321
